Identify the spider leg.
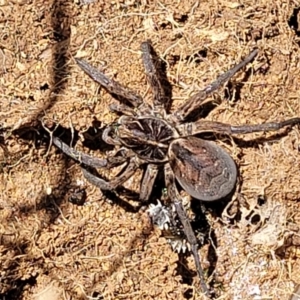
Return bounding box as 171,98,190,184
177,117,300,136
139,163,159,202
164,163,210,296
75,58,143,108
174,49,258,121
53,136,108,167
141,41,170,112
81,156,141,190
52,136,127,168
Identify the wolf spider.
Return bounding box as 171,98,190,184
52,40,300,296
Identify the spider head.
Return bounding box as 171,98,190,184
114,115,178,162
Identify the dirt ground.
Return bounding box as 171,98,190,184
1,0,300,299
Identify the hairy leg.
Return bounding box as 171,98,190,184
53,136,108,167
141,40,171,113
75,58,143,107
174,49,258,121
177,117,300,136
52,136,128,168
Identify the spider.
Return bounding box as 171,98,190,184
52,40,300,296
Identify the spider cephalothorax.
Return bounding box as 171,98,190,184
110,115,178,162
52,40,300,296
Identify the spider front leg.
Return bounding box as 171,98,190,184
141,40,171,113
174,49,258,121
75,58,143,108
164,163,210,297
177,117,300,136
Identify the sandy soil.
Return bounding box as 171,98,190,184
0,0,300,299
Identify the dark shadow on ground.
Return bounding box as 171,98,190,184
0,1,72,298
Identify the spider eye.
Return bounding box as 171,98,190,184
169,137,237,201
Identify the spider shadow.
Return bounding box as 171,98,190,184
2,0,72,224
11,125,92,220
0,237,38,300
0,0,75,295
2,0,72,214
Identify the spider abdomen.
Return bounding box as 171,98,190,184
118,116,178,162
169,137,237,201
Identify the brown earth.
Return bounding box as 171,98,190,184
1,0,300,299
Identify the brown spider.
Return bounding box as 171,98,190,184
52,40,300,296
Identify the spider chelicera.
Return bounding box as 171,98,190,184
52,40,300,296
